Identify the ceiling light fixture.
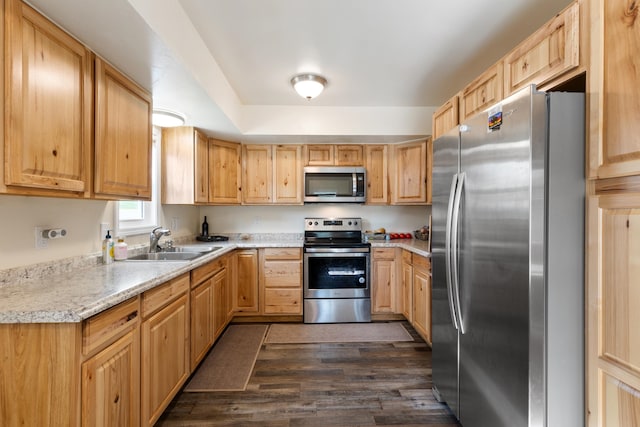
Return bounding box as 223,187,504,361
291,74,327,100
152,109,185,127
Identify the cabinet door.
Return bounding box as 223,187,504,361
391,140,428,205
95,58,152,199
161,127,199,204
193,130,209,203
4,0,92,195
190,280,213,370
602,373,640,427
233,249,259,314
503,3,579,96
402,259,413,322
592,1,640,179
460,63,503,121
413,267,431,343
432,95,459,141
209,139,241,204
141,294,189,427
372,259,395,313
242,144,273,204
82,329,140,427
365,145,388,205
273,145,303,204
305,145,334,165
212,268,229,339
335,145,364,166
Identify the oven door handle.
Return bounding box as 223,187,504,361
304,247,370,254
327,270,365,276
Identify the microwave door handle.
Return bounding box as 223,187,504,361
352,173,357,196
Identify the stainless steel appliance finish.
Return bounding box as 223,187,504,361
303,217,371,323
303,167,366,203
431,86,584,427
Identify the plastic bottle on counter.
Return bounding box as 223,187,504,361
102,230,114,264
202,216,209,236
114,236,128,261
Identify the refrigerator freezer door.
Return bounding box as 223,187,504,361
431,126,461,417
457,87,546,427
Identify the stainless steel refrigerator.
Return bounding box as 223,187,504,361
431,85,584,427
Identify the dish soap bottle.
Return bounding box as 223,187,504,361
102,230,114,264
202,216,209,237
114,236,128,261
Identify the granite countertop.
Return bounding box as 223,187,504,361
0,237,430,324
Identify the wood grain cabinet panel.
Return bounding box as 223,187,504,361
162,127,209,204
209,139,242,204
391,140,428,205
335,145,364,166
365,145,388,205
94,57,152,200
371,248,396,313
503,2,579,97
243,144,273,204
305,145,334,165
4,0,93,196
274,145,303,204
412,256,431,344
460,63,503,121
593,0,640,179
401,250,413,323
260,248,302,315
233,249,259,314
432,95,459,141
602,373,640,427
190,279,214,370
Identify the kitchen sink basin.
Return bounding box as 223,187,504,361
164,245,222,253
126,252,207,261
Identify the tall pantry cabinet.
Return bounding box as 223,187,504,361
587,0,640,425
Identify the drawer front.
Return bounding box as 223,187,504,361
142,273,190,316
401,249,413,263
263,247,302,261
263,260,301,288
413,254,431,271
191,256,227,285
373,248,395,260
82,297,139,356
264,289,302,314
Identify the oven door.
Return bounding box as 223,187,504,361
303,248,370,299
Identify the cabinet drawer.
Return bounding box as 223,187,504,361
264,289,301,314
401,250,413,263
142,273,190,316
263,260,301,288
82,297,139,356
373,248,395,260
191,256,227,285
413,255,431,271
263,247,301,260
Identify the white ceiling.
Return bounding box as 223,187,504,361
26,0,571,142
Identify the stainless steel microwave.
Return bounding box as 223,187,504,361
303,166,366,203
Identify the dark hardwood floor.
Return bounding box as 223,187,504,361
157,321,460,427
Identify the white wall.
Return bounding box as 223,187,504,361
200,205,430,235
0,195,198,270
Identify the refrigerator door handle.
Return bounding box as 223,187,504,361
445,173,460,331
451,172,465,334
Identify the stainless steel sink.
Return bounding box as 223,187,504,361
126,252,207,261
165,245,222,253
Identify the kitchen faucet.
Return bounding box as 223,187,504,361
149,226,171,252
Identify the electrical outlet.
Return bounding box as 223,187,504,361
35,227,47,249
100,223,110,241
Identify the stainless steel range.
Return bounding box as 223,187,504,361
303,217,371,323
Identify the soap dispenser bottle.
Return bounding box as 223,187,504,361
102,230,114,264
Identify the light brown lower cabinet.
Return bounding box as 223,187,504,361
141,274,190,427
401,250,413,322
371,248,396,313
232,249,259,314
260,248,302,315
412,255,431,344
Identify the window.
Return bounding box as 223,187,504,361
115,131,159,236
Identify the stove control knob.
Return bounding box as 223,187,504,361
358,277,365,284
314,221,318,225
348,221,352,225
354,220,358,225
308,221,313,226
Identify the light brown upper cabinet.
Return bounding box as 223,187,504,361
589,0,640,179
94,57,152,200
432,95,459,141
162,127,209,204
242,144,303,205
305,144,364,166
503,2,579,97
391,140,429,205
3,0,93,197
460,63,503,121
365,145,389,204
209,139,242,204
